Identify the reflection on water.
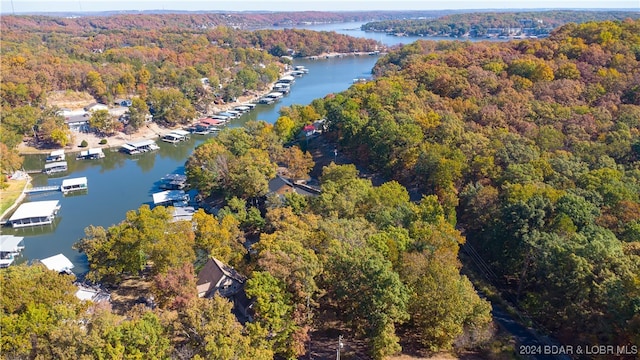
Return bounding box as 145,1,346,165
2,216,62,237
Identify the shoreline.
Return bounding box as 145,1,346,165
17,91,268,156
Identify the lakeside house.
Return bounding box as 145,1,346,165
8,200,61,228
268,175,320,197
0,235,25,268
196,257,253,322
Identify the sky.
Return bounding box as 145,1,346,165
0,0,638,14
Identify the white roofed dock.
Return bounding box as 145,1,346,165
0,235,25,268
40,253,74,273
61,177,88,194
8,200,61,228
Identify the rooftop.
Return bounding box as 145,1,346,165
0,235,25,252
40,253,74,273
9,200,60,221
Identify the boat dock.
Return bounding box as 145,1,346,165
24,185,61,194
24,177,88,195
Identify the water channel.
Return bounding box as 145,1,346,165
6,22,487,273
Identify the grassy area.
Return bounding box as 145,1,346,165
0,178,28,217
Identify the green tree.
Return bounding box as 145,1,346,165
89,109,118,135
400,252,492,351
246,271,300,359
126,97,149,132
0,264,87,358
322,244,409,359
148,88,196,126
178,296,273,359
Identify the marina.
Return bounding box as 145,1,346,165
12,54,380,273
7,200,61,228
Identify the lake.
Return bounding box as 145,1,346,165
7,54,381,273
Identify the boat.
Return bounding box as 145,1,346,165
45,150,65,163
294,65,309,73
61,177,88,194
0,235,25,268
76,148,105,160
43,161,68,175
120,140,160,155
161,129,190,144
7,200,61,228
159,174,188,190
152,190,190,207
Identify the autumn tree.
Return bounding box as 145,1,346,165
148,88,196,126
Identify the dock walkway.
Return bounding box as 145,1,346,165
24,186,60,194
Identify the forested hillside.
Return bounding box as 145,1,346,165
0,14,379,186
2,15,639,360
296,19,639,345
362,11,640,37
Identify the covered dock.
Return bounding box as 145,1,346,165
121,139,159,155
152,190,190,207
45,149,65,163
278,75,295,84
43,161,68,175
159,174,188,190
8,200,61,228
76,148,105,160
0,235,25,268
61,177,88,194
161,129,191,144
40,253,74,274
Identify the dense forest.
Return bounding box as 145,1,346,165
2,10,458,31
304,19,639,346
362,11,640,37
2,14,640,360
